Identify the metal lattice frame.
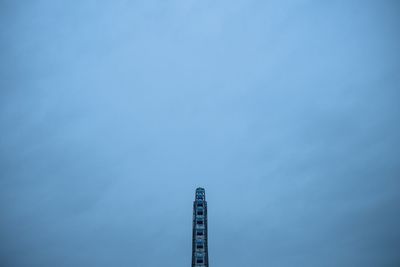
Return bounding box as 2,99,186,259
192,188,209,267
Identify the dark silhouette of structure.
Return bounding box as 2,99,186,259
192,187,209,267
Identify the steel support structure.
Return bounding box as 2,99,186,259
191,187,209,267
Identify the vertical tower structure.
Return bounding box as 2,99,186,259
192,187,209,267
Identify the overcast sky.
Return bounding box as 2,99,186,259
1,1,399,266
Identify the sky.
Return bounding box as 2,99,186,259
0,0,399,266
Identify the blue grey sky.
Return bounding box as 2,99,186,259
1,1,399,266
